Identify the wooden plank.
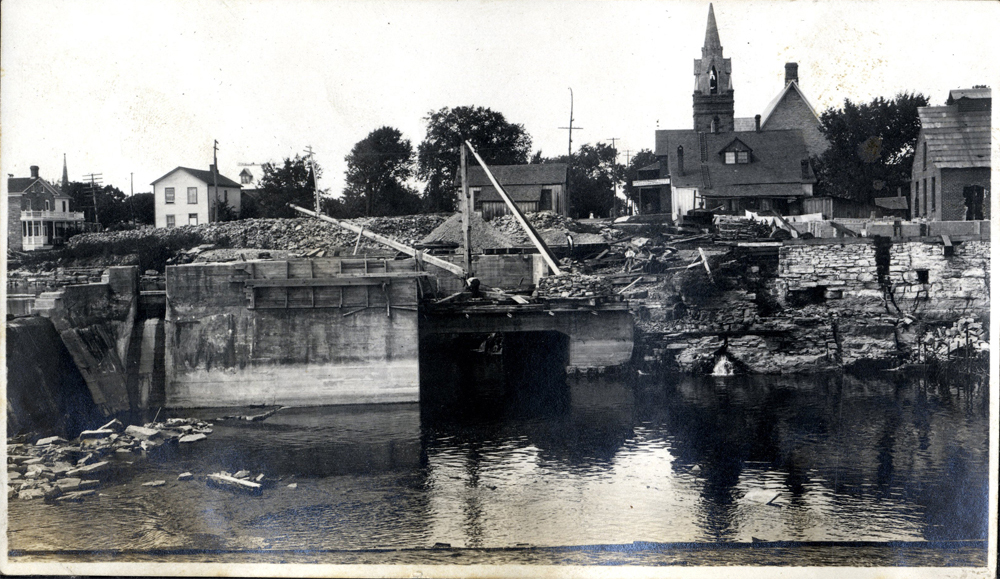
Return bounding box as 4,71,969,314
464,141,562,276
288,204,466,277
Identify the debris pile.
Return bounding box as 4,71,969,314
491,212,609,245
922,317,989,361
536,273,614,299
419,212,515,249
714,216,773,241
7,417,213,503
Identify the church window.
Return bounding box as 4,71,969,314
709,66,718,94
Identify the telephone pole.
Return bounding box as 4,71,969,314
82,173,103,227
558,88,583,157
212,140,220,222
607,138,620,218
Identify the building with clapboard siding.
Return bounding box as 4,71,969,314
467,163,569,220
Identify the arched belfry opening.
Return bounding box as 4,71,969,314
709,66,718,94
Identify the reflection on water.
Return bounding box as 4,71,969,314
8,358,989,561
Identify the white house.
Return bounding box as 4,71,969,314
151,165,242,228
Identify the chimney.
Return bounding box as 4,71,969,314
30,165,39,178
785,62,799,86
800,159,810,179
677,146,685,175
210,164,217,175
754,114,761,132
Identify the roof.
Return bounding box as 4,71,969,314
947,87,991,102
760,81,820,127
655,128,815,198
875,197,910,210
917,103,991,169
7,176,67,197
151,166,242,188
467,163,568,202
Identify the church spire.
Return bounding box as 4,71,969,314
703,3,722,56
61,153,69,191
692,3,734,133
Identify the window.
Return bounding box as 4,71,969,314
737,151,750,164
166,215,175,228
709,66,718,94
914,181,920,216
923,141,927,171
241,172,252,185
539,188,553,211
923,179,928,217
916,269,929,284
471,187,482,211
62,200,67,212
189,213,198,225
724,151,736,164
931,177,936,211
187,187,198,204
45,200,50,210
165,187,175,204
711,116,719,133
22,222,27,236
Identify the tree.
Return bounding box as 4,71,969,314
812,92,929,204
538,143,622,218
342,126,422,216
417,106,533,212
65,181,129,227
124,192,155,225
622,149,659,211
255,154,324,218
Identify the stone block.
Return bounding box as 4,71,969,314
79,429,114,440
36,436,67,446
178,433,207,444
124,425,161,440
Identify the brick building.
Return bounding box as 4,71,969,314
6,162,86,251
910,88,990,221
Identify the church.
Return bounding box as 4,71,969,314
643,4,824,221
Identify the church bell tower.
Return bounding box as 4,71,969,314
692,4,734,133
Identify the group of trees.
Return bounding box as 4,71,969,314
247,91,932,221
64,181,155,230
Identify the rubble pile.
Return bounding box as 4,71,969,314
60,215,449,269
7,417,213,503
536,273,614,299
714,216,773,240
491,212,606,244
922,317,989,361
419,212,516,249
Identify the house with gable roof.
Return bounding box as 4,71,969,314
151,165,242,228
7,161,87,251
909,87,990,221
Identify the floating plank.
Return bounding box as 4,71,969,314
206,473,263,496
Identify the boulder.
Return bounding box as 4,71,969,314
177,472,193,481
55,477,82,491
141,480,166,487
66,460,110,478
124,425,161,441
35,436,68,446
78,480,100,490
178,433,207,444
18,488,45,500
79,429,114,440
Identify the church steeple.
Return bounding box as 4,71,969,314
692,3,734,133
61,153,69,191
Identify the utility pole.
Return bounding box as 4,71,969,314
558,88,583,158
460,143,473,277
607,138,620,218
212,140,219,222
130,172,135,225
304,145,321,215
623,149,635,215
83,173,103,227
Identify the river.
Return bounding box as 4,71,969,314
7,366,989,567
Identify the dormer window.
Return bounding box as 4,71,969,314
720,138,752,164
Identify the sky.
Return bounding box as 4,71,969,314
1,0,996,199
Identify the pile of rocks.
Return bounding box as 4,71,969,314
536,273,614,299
491,212,603,244
922,316,989,361
7,417,213,503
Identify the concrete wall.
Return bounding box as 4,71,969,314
164,258,422,407
33,266,139,414
427,253,539,294
777,238,990,319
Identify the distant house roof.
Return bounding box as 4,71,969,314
917,101,991,169
760,81,820,127
875,197,909,210
947,87,991,103
151,166,243,188
655,129,814,198
467,163,568,202
7,176,67,197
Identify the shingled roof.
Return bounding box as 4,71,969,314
151,166,242,188
917,101,991,169
7,177,66,197
655,129,814,198
467,163,568,202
